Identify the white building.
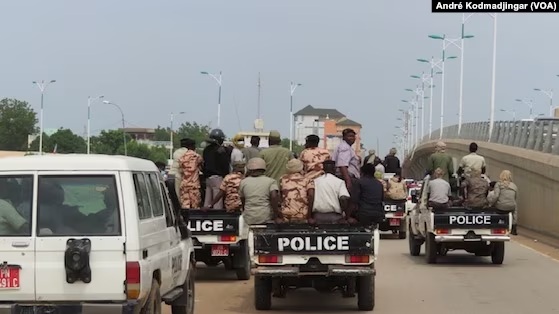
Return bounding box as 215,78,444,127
293,105,346,146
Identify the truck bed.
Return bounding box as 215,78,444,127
188,209,241,235
433,207,510,229
252,223,374,255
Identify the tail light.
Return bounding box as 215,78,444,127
345,255,370,264
407,196,412,201
125,262,140,299
219,235,237,242
258,255,282,264
492,229,506,235
394,212,404,217
434,229,449,234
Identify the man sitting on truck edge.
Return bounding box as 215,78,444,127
427,168,452,210
204,160,246,212
279,159,315,223
311,160,351,224
350,163,385,227
239,157,280,225
179,138,204,209
332,128,361,191
457,142,486,178
299,134,331,180
460,168,489,209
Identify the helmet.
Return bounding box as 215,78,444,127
209,129,226,141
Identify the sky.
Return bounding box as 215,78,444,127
1,1,559,154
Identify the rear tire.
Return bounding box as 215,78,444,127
141,279,162,314
171,261,196,314
254,276,272,310
425,232,437,264
236,242,251,280
408,226,421,256
357,275,375,311
491,242,505,265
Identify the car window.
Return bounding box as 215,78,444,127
0,175,33,236
37,175,121,236
160,182,175,227
133,173,152,219
146,173,164,217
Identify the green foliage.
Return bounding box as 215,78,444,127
91,130,131,155
29,128,86,153
0,98,38,151
175,122,211,148
281,138,304,155
153,126,171,142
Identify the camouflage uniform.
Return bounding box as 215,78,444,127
220,172,244,212
279,173,315,222
179,150,203,209
299,147,331,180
461,176,489,208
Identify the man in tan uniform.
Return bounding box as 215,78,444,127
458,142,486,177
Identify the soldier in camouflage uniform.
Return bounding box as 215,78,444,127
299,134,331,180
204,161,245,212
278,159,315,223
179,140,203,209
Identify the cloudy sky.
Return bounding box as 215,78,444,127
1,1,558,153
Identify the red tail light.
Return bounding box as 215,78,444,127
219,235,237,242
434,229,449,234
492,229,506,235
394,212,404,217
126,262,140,299
258,255,281,264
407,196,412,200
345,255,370,264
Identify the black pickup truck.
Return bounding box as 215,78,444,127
379,200,407,239
251,223,378,311
188,209,250,280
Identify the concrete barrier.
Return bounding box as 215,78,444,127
404,139,559,239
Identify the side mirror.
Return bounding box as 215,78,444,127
411,194,419,203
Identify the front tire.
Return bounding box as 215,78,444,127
254,276,272,310
425,232,437,264
171,261,196,314
491,242,505,265
357,275,375,311
141,279,162,314
236,241,251,280
408,226,421,256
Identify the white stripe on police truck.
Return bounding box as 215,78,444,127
188,220,224,232
277,236,350,252
449,216,491,225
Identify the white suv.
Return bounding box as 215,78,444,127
0,154,195,314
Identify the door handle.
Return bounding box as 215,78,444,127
12,242,30,248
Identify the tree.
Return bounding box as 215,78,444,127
0,98,38,151
91,130,131,155
29,128,86,153
154,126,171,142
281,138,304,155
175,122,211,148
119,141,152,159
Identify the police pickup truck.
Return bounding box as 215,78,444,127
250,223,379,311
407,178,511,264
188,209,251,280
380,200,407,239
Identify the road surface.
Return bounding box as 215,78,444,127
165,234,559,313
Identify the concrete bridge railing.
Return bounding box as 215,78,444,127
420,120,559,155
404,120,559,240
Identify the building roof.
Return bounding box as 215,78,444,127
294,105,346,119
336,117,362,127
0,154,157,172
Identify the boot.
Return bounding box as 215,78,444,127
511,224,517,235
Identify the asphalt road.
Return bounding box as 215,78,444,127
165,234,559,313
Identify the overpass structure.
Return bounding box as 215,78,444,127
404,119,559,240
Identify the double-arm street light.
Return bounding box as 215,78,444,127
500,108,516,121
200,71,222,127
32,79,56,154
289,82,302,151
533,88,553,117
169,111,186,160
410,73,431,141
515,98,534,119
102,100,127,156
87,95,105,154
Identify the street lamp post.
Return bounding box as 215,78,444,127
103,100,127,156
428,34,460,139
411,73,431,141
87,95,104,154
500,108,516,121
515,99,534,119
169,111,186,160
457,14,476,136
418,58,445,140
201,71,223,127
32,80,56,154
534,88,553,117
289,82,302,152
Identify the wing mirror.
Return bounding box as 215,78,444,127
410,190,419,203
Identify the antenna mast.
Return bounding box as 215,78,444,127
257,72,261,119
254,72,264,132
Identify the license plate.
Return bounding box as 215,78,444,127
211,245,229,257
0,267,20,289
389,219,400,226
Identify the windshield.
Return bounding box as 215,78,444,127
37,175,121,236
0,175,33,236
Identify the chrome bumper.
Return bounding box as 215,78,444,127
435,235,510,242
252,265,375,276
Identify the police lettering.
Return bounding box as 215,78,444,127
384,204,397,212
188,220,224,232
277,236,350,252
449,215,491,225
